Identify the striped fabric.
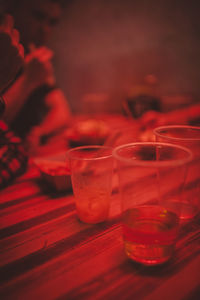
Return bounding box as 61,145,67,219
0,120,28,189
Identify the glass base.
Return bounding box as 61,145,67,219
125,241,173,265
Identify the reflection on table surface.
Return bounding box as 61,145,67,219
0,114,200,300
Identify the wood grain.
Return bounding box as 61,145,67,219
0,146,199,300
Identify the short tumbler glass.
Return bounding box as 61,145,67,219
67,145,113,224
154,125,200,220
113,142,192,266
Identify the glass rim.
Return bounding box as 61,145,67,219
66,145,113,161
154,125,200,141
112,142,192,167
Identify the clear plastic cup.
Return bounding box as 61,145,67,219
67,145,113,224
154,125,200,220
113,142,192,265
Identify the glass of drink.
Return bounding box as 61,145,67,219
154,125,200,220
113,142,192,266
67,145,113,224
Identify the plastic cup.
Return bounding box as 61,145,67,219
154,125,200,220
67,145,113,224
113,142,192,265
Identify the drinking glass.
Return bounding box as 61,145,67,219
113,142,192,265
67,145,113,224
154,125,200,220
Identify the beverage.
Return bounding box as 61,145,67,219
122,205,179,265
113,142,191,265
162,200,198,221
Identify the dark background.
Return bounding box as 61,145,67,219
49,0,200,113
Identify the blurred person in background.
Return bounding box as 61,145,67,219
0,12,24,94
2,0,71,154
0,12,28,189
140,102,200,129
123,73,200,128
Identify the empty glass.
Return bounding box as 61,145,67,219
67,145,113,224
154,125,200,220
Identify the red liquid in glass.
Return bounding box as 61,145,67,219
122,205,179,265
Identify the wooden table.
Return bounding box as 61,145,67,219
0,116,200,300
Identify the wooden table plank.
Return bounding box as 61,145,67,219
143,256,200,300
0,117,199,300
1,219,199,300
